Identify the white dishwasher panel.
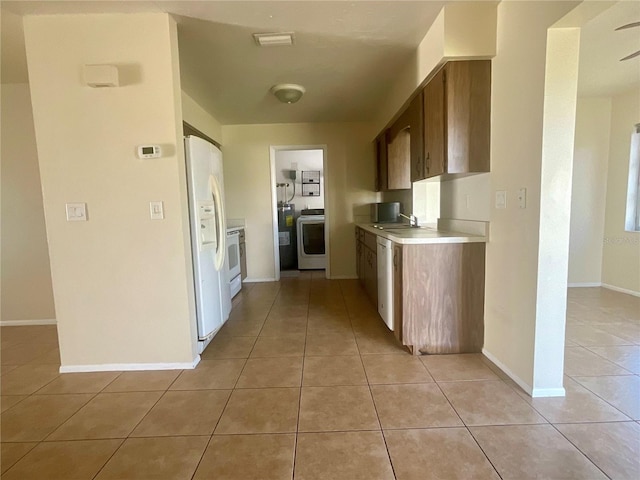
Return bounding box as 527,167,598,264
377,236,394,331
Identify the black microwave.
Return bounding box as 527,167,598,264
370,202,400,223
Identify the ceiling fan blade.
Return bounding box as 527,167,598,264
620,50,640,61
615,22,640,31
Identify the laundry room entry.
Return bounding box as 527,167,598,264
271,147,328,278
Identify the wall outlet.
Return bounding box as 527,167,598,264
465,194,471,210
517,188,527,209
66,203,87,221
495,191,507,209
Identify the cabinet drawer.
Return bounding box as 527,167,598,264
364,231,377,251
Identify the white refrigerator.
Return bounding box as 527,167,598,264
184,135,231,343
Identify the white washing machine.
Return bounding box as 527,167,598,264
297,209,326,270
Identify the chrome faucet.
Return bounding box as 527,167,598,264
399,213,419,227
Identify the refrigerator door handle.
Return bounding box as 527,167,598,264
209,174,227,270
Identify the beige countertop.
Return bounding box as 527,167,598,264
356,222,488,245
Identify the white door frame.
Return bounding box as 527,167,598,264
269,145,330,281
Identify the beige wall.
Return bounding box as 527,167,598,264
1,83,56,322
372,2,497,136
181,90,222,144
602,88,640,293
483,1,579,390
440,175,491,222
568,97,611,285
221,123,376,280
23,13,197,368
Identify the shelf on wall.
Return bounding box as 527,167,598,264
302,170,320,184
302,183,320,196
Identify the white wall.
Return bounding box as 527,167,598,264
181,90,222,144
440,175,491,222
568,97,611,285
23,13,198,369
1,83,56,322
372,2,498,136
275,149,324,211
483,1,579,393
222,123,376,281
378,3,497,228
602,87,640,294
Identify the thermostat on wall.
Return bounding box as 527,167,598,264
137,145,162,159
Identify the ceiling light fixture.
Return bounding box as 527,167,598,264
270,84,306,104
253,32,295,47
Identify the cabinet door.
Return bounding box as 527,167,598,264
423,67,445,178
445,60,491,174
386,110,412,190
375,133,388,192
409,92,425,182
392,244,403,343
239,242,247,280
364,248,372,296
370,248,378,307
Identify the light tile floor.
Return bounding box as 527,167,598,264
1,278,639,479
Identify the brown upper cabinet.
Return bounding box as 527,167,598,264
375,59,490,188
376,93,424,191
375,133,388,192
419,60,491,180
386,108,412,190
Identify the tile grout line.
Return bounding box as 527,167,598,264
429,369,505,480
89,386,170,479
191,282,283,480
292,279,312,480
579,344,638,374
563,376,637,420
546,422,614,480
343,281,398,480
89,437,127,480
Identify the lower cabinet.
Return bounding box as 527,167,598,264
393,242,485,354
355,227,377,306
356,228,486,355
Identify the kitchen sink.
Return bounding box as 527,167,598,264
372,224,418,230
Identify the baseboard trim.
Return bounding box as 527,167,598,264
243,277,277,283
482,349,567,398
329,275,358,280
567,282,601,288
0,319,57,326
602,283,640,298
59,356,201,373
530,387,566,398
482,348,533,396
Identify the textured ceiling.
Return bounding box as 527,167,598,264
578,1,640,96
1,1,445,124
5,1,640,119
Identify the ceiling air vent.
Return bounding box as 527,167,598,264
253,32,295,47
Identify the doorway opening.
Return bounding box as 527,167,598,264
269,146,329,281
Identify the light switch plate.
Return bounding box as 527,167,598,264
495,191,507,209
150,201,164,220
66,203,87,221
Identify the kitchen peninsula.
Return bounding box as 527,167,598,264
356,221,488,356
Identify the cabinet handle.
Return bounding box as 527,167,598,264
393,251,398,268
